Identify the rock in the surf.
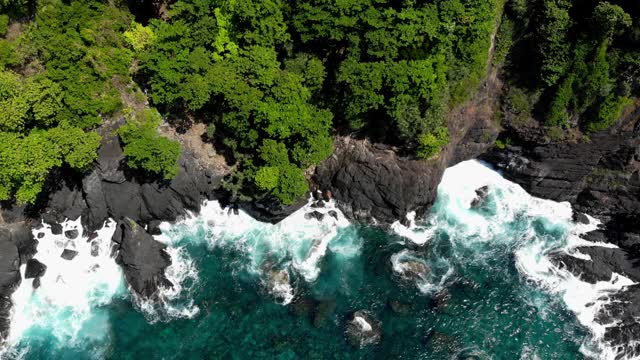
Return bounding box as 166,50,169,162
470,185,490,208
112,218,173,298
64,229,79,239
304,211,325,222
25,259,47,279
346,311,382,347
60,249,78,261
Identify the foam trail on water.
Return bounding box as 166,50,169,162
6,218,124,357
392,160,635,359
155,196,356,307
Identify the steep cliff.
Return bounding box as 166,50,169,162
314,71,502,224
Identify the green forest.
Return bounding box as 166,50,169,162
0,0,637,205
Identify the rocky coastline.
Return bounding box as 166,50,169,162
0,82,638,354
482,104,640,356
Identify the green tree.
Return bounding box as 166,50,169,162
118,109,181,180
537,0,572,87
593,2,632,39
416,126,450,159
124,21,155,52
0,14,8,37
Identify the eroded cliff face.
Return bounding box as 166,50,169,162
314,71,502,224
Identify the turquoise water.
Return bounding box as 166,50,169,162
5,161,602,359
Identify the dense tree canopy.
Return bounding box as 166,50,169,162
0,0,180,204
499,0,638,135
135,0,501,202
3,0,635,206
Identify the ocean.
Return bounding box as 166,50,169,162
3,160,629,359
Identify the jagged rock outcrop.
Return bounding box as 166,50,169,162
483,105,640,357
0,223,37,341
41,118,228,232
111,218,172,298
315,68,501,224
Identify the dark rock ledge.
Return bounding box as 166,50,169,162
482,105,640,357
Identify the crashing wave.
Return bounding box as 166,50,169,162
392,160,635,359
6,218,124,357
150,196,355,309
129,243,200,323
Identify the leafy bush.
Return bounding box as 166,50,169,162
494,17,515,66
504,86,531,124
586,95,633,132
0,14,8,37
118,109,181,180
416,126,450,159
0,124,101,204
124,22,155,52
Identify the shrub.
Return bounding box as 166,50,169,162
586,95,633,132
0,14,8,37
118,109,181,180
417,126,449,159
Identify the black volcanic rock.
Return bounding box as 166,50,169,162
572,211,590,224
315,75,500,224
483,129,640,219
0,226,23,341
49,222,63,235
0,230,21,297
64,229,79,239
40,122,228,234
112,218,172,298
470,185,490,208
25,259,47,279
315,137,446,224
238,196,308,224
60,249,78,261
304,211,325,222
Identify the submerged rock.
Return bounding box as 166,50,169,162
261,261,294,304
391,251,430,282
112,218,172,298
290,296,314,318
25,259,47,279
425,330,461,355
345,311,382,347
388,299,411,315
313,298,336,328
265,269,293,304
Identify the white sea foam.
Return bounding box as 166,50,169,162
153,196,356,308
6,218,124,356
392,160,635,359
353,316,372,332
